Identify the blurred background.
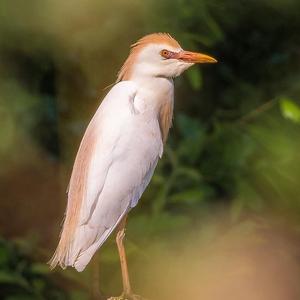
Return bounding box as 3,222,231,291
1,0,300,299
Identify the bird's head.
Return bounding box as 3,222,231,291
117,33,217,82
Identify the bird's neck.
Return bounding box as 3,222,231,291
131,76,174,114
131,76,174,143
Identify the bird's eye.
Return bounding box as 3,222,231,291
160,49,171,59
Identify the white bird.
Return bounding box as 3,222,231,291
50,33,217,299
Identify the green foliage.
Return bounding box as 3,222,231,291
1,0,300,297
185,68,202,91
0,238,68,300
279,97,300,123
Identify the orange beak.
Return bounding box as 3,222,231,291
174,50,217,63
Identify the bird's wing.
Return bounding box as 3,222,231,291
50,81,163,271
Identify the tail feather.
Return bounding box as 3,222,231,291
73,227,111,272
48,235,75,270
49,208,129,271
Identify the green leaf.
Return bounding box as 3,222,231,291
185,67,202,90
0,246,10,266
32,278,46,293
0,271,28,288
0,272,18,284
175,167,202,182
169,188,205,204
70,290,89,300
279,97,300,123
30,263,50,275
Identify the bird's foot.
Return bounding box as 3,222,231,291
107,293,145,300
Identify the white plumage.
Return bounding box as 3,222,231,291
71,80,166,271
52,76,172,271
50,33,216,280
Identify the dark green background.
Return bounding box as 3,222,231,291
0,0,300,299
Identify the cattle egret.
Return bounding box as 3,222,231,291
50,33,217,299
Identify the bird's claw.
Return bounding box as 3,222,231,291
107,293,145,300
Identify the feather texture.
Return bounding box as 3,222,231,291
49,116,97,269
159,96,174,143
49,32,186,272
117,33,181,82
50,82,164,271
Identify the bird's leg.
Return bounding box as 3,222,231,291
116,215,132,296
108,216,143,300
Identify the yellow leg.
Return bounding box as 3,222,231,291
116,215,132,296
108,216,144,300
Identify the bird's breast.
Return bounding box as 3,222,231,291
133,78,174,115
131,79,174,145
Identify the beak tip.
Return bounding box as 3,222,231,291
197,53,218,64
207,56,218,63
